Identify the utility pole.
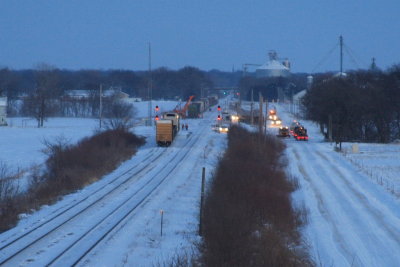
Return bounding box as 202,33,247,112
265,100,268,133
329,114,333,143
199,167,206,236
259,92,263,133
250,89,254,125
148,42,153,126
340,35,343,76
99,84,103,129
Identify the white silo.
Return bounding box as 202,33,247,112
256,50,290,78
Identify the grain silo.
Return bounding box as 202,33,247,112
256,50,290,78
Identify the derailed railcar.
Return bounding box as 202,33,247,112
208,95,218,107
188,99,210,118
162,112,180,136
156,120,175,146
156,112,180,146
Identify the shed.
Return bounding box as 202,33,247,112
0,97,8,126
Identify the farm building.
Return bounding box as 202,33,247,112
0,97,7,126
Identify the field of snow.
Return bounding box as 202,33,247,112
341,143,400,198
1,98,400,266
0,117,100,172
0,101,225,266
0,100,180,173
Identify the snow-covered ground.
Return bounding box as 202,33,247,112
0,100,226,266
1,117,100,172
0,100,180,172
341,143,400,198
1,98,400,266
274,102,400,266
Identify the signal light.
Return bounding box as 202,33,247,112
155,115,159,121
217,105,221,111
155,105,159,112
217,115,221,120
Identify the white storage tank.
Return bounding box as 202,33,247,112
256,50,290,78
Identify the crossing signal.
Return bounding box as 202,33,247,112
155,105,159,112
217,115,221,120
217,105,221,111
155,115,159,120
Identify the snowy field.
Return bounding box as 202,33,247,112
0,100,180,172
0,100,225,266
0,117,100,172
341,143,400,198
1,98,400,266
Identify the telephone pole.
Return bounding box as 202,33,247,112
340,35,343,76
99,84,103,129
250,89,254,125
147,42,153,126
259,92,263,133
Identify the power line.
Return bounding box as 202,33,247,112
311,40,339,73
343,43,368,70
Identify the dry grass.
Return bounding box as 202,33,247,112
0,129,145,232
198,126,314,267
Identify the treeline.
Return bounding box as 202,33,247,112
0,65,224,126
239,74,308,101
199,126,312,266
0,66,243,102
303,66,400,143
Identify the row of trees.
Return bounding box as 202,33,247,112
303,66,400,143
0,64,221,127
239,74,308,101
0,65,228,102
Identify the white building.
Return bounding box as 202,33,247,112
0,97,7,126
256,51,291,78
292,90,306,117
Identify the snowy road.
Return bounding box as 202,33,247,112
275,104,400,267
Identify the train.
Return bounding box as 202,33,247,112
156,112,180,146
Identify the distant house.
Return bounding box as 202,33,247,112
64,88,129,100
0,97,8,126
64,90,92,99
103,89,129,99
292,90,307,117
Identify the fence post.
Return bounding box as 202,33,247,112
160,209,164,236
199,167,206,236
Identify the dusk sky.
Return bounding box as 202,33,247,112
1,1,399,73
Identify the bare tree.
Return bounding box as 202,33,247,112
103,98,136,130
24,64,60,127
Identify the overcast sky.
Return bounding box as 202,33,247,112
1,1,399,73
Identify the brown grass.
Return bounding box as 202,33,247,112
0,129,145,232
198,126,313,267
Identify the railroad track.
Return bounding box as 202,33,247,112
0,127,203,266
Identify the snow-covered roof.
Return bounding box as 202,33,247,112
257,60,289,70
293,89,307,101
334,72,347,77
0,97,7,106
64,90,129,98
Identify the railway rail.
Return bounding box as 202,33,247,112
0,126,205,266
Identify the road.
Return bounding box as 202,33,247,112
276,103,400,267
